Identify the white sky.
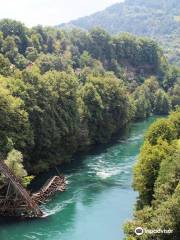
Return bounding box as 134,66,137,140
0,0,122,27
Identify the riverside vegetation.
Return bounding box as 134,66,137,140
124,109,180,239
0,19,179,188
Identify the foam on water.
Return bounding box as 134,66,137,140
44,198,74,216
96,163,132,179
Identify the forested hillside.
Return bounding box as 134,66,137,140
0,19,179,176
124,109,180,239
60,0,180,66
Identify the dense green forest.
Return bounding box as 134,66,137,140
124,109,180,239
0,19,179,177
61,0,180,66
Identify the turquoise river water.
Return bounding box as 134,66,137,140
0,117,157,240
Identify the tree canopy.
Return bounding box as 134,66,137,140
0,19,179,173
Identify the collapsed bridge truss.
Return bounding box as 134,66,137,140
0,161,66,218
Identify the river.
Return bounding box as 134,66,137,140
0,117,157,240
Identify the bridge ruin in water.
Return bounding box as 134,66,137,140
0,161,66,218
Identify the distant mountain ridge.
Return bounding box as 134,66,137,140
60,0,180,65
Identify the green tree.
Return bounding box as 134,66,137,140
0,53,12,76
4,149,27,178
133,85,152,119
170,81,180,109
0,19,28,53
15,69,80,171
2,36,18,62
25,47,38,62
79,51,93,68
168,108,180,137
134,140,173,207
154,89,172,114
79,74,132,144
0,78,31,156
145,118,177,145
1,149,33,187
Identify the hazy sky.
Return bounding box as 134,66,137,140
0,0,122,27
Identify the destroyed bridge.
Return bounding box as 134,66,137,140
0,161,66,218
